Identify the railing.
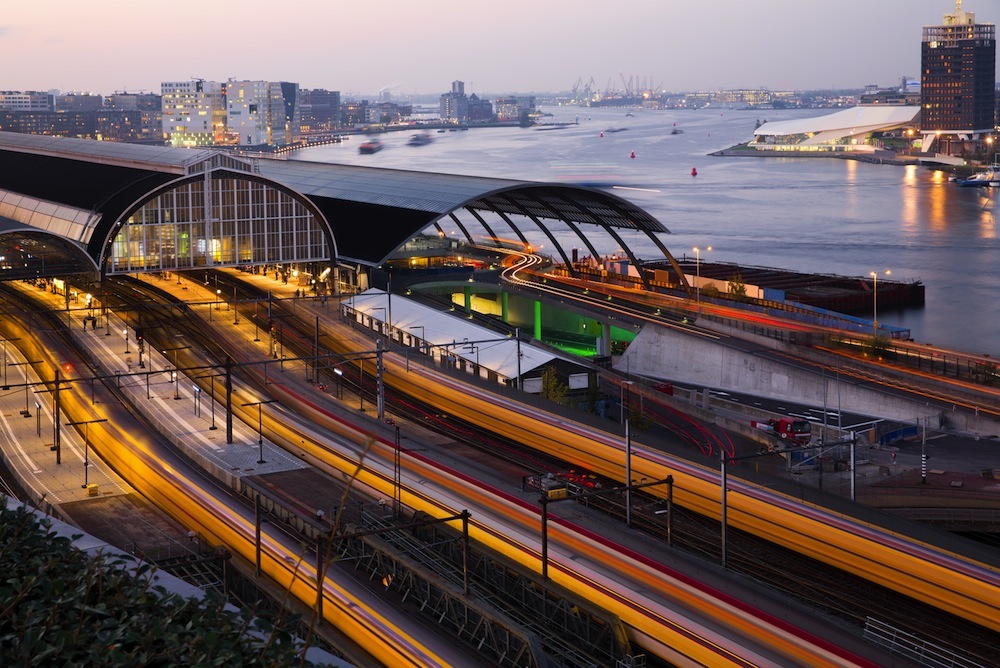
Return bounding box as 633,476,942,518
863,617,991,668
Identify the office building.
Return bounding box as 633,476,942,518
161,80,227,147
440,81,469,123
300,89,341,134
920,1,996,154
226,80,300,147
0,91,54,112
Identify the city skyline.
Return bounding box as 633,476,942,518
2,0,999,98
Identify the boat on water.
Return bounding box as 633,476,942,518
954,162,1000,188
358,139,384,154
407,132,434,146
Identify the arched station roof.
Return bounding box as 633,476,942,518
255,159,679,278
0,131,687,289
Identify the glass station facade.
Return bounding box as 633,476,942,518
108,173,330,274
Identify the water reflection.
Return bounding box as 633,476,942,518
297,107,1000,355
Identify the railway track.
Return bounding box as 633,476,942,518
79,274,1000,664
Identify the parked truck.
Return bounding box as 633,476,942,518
750,418,812,446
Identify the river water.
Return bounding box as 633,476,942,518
293,106,1000,357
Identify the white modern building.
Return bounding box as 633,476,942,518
750,105,921,152
226,80,300,147
0,91,55,112
162,79,300,148
161,80,227,147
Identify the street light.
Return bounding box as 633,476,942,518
329,341,385,419
10,360,41,415
370,307,386,336
693,245,712,315
464,344,479,372
385,418,401,517
194,373,220,430
619,380,634,430
162,345,190,400
123,328,129,354
870,269,890,336
1,336,21,390
408,325,425,354
66,418,108,490
242,399,278,464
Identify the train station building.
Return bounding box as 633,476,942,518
0,131,685,295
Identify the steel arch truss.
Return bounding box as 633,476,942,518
102,169,334,277
449,185,686,292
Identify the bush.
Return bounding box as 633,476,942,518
0,500,328,667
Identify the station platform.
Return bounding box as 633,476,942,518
0,273,309,536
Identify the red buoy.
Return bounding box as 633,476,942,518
600,131,604,137
630,150,636,159
691,167,698,177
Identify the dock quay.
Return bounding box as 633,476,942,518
647,257,925,315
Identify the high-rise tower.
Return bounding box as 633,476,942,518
920,1,996,155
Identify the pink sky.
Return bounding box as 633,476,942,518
2,0,998,97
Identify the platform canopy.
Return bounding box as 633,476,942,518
256,159,674,272
0,131,685,289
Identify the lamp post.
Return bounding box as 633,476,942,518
162,345,190,400
10,360,41,415
66,418,108,489
464,344,479,373
123,328,129,354
371,307,386,336
408,325,425,354
209,374,217,429
193,373,220,430
619,380,634,431
625,418,633,527
2,336,20,390
693,245,712,315
233,286,239,325
330,343,385,418
385,418,401,517
515,327,522,391
869,269,890,336
242,399,278,464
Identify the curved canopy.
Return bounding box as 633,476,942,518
0,131,683,288
255,159,670,267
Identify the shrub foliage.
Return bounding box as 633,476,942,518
0,501,324,667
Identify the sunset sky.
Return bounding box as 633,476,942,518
2,0,998,97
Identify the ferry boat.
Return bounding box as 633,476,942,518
358,139,384,154
407,132,433,146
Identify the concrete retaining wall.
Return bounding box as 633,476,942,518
619,323,1000,437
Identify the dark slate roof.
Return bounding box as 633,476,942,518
0,132,670,270
0,132,190,257
256,159,668,266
